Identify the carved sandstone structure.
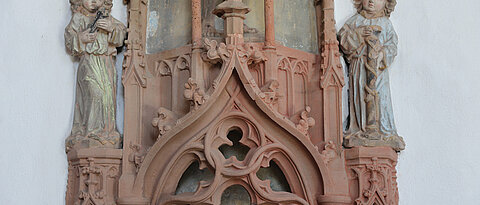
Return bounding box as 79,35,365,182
65,0,404,204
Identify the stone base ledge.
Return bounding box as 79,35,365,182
317,194,352,205
117,197,151,205
345,146,398,161
67,148,123,161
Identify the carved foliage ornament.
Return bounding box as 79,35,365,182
152,107,179,139
184,78,208,110
295,106,316,137
201,37,267,101
319,141,337,165
203,38,266,67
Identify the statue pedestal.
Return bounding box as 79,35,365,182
66,148,122,205
344,133,406,152
345,147,399,205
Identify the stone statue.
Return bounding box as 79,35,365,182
339,0,405,151
64,0,126,151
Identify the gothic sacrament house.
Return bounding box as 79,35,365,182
65,0,402,205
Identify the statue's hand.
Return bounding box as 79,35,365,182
356,26,373,37
378,51,387,70
79,30,97,44
370,25,382,33
357,26,382,37
97,19,113,33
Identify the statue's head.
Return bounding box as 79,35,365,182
69,0,113,14
82,0,105,13
354,0,397,17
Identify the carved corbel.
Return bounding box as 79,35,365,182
152,107,179,139
184,78,208,110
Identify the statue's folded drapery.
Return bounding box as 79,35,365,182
65,12,126,148
339,13,399,137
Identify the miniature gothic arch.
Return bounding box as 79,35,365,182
167,116,309,204
135,74,332,204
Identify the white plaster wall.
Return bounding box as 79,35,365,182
0,0,479,204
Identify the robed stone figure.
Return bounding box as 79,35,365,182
64,0,126,151
339,0,405,151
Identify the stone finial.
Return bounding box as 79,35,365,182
212,0,251,45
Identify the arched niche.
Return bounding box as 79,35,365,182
154,55,192,116
149,114,316,204
134,73,333,205
276,57,309,117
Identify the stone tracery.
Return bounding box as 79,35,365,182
65,1,405,205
